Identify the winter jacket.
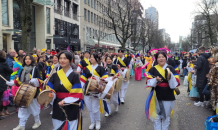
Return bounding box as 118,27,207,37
182,58,187,68
195,53,211,89
0,56,13,92
6,54,15,68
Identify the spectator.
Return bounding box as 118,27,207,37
45,49,51,61
0,50,13,120
6,50,16,69
194,46,211,107
36,49,41,57
182,56,188,77
18,50,24,56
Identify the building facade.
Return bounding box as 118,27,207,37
145,6,159,29
0,0,56,52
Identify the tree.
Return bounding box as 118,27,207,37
182,36,192,51
102,0,143,49
14,0,33,52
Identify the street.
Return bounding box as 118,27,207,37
0,77,212,130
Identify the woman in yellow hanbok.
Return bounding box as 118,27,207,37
145,52,153,72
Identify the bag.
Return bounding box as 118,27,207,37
191,75,197,87
205,115,218,130
202,83,211,96
183,76,188,86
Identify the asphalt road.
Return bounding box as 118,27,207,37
0,77,212,130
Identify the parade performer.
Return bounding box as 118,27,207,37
46,51,83,130
145,51,180,130
10,55,23,80
135,55,143,81
104,56,120,116
145,52,152,72
114,49,130,104
77,51,91,73
141,55,146,78
80,53,108,130
6,54,43,130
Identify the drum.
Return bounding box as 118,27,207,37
165,68,171,81
115,75,123,92
14,84,37,108
37,90,53,107
124,69,131,81
85,78,99,95
104,83,115,100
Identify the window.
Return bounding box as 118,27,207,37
94,0,96,9
91,0,93,7
91,12,93,23
88,11,90,22
84,9,87,20
84,0,86,3
96,15,98,25
94,14,96,24
2,0,8,25
46,8,51,34
88,0,90,6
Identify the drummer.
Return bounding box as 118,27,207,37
113,49,130,104
104,56,120,117
80,53,108,130
76,51,91,73
46,51,83,130
6,54,43,130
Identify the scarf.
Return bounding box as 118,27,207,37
20,66,33,83
106,64,113,76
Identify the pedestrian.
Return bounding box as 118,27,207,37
0,86,12,116
80,53,108,130
45,49,51,61
145,51,180,130
135,55,143,81
45,51,83,130
6,50,16,69
104,56,119,117
194,46,211,107
113,49,130,104
10,55,24,81
6,54,42,130
0,50,13,120
182,56,188,77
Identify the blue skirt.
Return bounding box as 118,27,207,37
130,69,134,76
142,69,146,77
189,86,199,98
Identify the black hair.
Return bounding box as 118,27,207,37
58,51,72,63
155,51,167,62
23,54,35,67
91,53,101,64
105,56,113,61
53,55,58,59
118,49,124,53
37,56,44,63
85,51,90,54
147,52,151,55
56,48,60,53
49,56,53,60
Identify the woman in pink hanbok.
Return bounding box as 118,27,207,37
135,55,143,81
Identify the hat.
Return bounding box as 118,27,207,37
41,48,46,53
32,54,37,58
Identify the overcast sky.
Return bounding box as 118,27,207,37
140,0,196,43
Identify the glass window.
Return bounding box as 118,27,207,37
91,0,93,8
88,11,90,22
94,0,96,9
88,0,90,6
84,0,86,4
46,7,51,34
84,9,87,20
91,12,93,23
96,15,98,25
2,0,8,25
94,14,96,24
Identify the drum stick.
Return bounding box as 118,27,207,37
64,102,81,106
0,75,7,82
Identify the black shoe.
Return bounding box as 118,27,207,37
121,102,124,104
0,116,5,120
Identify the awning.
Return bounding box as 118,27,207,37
86,39,121,48
33,0,56,5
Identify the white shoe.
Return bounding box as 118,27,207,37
194,101,203,107
115,106,119,112
96,121,101,130
89,123,95,130
13,125,25,130
194,101,199,105
120,98,125,104
105,112,110,117
32,121,41,129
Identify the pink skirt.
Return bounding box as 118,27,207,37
135,67,142,81
2,101,9,106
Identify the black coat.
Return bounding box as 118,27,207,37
0,56,13,92
182,58,187,68
195,53,211,89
